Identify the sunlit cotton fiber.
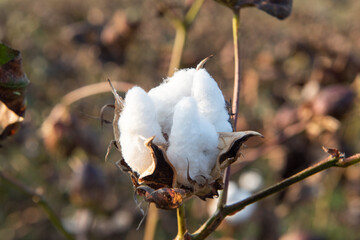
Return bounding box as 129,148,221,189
192,69,232,132
119,87,166,177
119,68,233,186
166,97,219,186
148,68,196,136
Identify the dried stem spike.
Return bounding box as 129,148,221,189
322,146,345,159
108,79,124,151
100,104,115,128
108,79,124,108
196,55,214,70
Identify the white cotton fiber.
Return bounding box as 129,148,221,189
119,87,166,176
166,97,219,186
191,69,232,132
148,68,196,136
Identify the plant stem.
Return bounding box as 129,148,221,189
143,204,159,240
0,171,75,240
231,8,241,128
190,153,360,239
184,0,205,24
218,7,241,209
167,0,205,77
175,204,187,240
168,23,187,77
61,81,134,106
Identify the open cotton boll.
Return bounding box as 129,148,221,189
148,68,196,135
119,87,166,177
167,97,219,186
192,69,232,132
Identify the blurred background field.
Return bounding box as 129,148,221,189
1,0,360,239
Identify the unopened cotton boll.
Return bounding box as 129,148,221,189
167,97,219,186
192,69,232,132
148,68,196,135
119,87,166,177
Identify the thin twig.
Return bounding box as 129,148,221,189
167,0,205,77
231,8,241,128
168,23,187,77
184,0,205,26
0,171,75,240
189,153,360,239
61,81,134,107
143,204,159,240
218,7,241,209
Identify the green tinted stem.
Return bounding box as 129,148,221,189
0,171,75,240
190,153,360,239
168,23,187,77
218,7,241,210
175,204,187,240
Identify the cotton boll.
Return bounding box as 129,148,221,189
148,68,196,135
167,97,219,186
119,87,166,177
192,69,232,132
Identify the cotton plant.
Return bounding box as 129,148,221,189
108,59,262,209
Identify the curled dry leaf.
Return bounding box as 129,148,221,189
322,146,345,159
0,101,24,139
0,44,29,140
136,186,191,210
214,0,292,20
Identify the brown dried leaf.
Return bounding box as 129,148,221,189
0,44,29,140
322,146,345,159
214,0,292,20
136,186,191,210
0,101,24,140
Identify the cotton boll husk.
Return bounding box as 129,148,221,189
148,68,196,135
119,87,166,177
207,182,256,225
167,97,219,186
192,69,232,132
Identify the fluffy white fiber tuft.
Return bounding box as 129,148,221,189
166,97,219,186
148,68,196,135
119,87,166,177
118,67,232,185
192,69,232,132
